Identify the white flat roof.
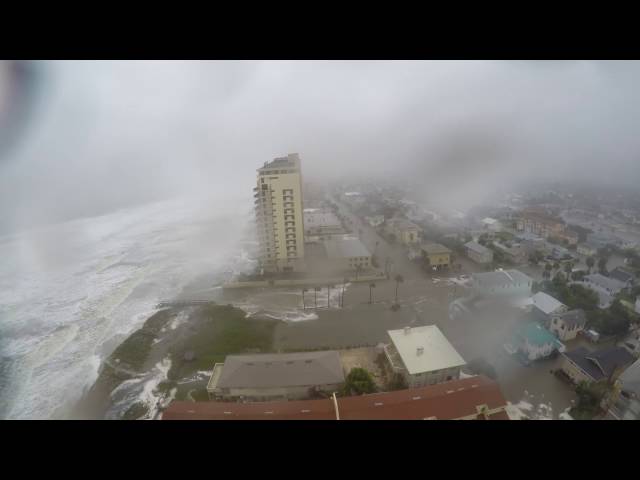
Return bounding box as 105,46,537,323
388,325,466,375
532,291,566,315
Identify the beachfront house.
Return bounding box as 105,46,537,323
514,323,565,361
303,209,345,238
383,325,466,388
549,309,587,341
464,241,493,264
207,351,345,402
471,269,533,299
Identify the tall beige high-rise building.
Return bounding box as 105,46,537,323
254,153,305,273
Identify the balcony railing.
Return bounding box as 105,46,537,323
384,344,408,374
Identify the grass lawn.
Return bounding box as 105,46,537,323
167,304,279,381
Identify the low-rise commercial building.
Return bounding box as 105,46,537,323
303,209,344,238
207,351,345,402
383,325,466,388
516,211,566,239
322,235,372,272
163,375,509,420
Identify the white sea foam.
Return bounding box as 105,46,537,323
0,195,252,419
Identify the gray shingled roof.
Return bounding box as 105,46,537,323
619,358,640,396
465,241,492,256
564,346,635,382
610,268,635,284
216,351,345,389
585,273,627,293
323,236,371,259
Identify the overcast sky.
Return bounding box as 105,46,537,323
1,60,640,232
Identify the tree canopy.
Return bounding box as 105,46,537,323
342,367,377,396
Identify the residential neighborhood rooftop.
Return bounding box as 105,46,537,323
584,273,627,292
516,323,563,348
554,309,587,329
472,269,533,289
464,241,492,256
532,291,566,315
387,325,466,375
564,347,636,382
610,267,635,285
421,243,452,255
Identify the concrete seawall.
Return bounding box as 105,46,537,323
223,273,388,290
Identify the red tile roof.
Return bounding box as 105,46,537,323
338,375,507,420
161,375,508,420
162,397,335,420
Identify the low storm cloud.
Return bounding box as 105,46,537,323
1,60,640,232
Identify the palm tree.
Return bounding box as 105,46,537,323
586,256,595,274
327,284,334,308
598,257,608,274
564,262,574,278
543,263,552,280
394,274,404,304
369,282,376,304
341,278,348,307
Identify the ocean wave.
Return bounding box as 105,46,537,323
0,197,249,419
